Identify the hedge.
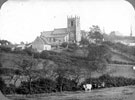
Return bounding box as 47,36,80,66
83,74,135,89
2,74,135,95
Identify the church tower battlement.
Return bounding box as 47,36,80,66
67,16,81,42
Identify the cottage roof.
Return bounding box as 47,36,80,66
40,36,50,45
40,36,59,46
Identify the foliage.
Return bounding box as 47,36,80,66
33,52,40,58
56,77,78,92
103,41,135,56
35,78,56,93
0,40,11,46
16,77,77,94
16,82,29,94
0,63,2,68
40,50,50,59
0,46,11,52
0,77,6,92
23,47,35,56
3,73,135,95
12,48,26,54
16,78,56,94
11,55,40,94
3,84,16,94
110,61,135,65
0,68,16,75
88,44,111,62
83,74,135,89
61,42,68,48
68,43,78,50
79,37,89,46
0,62,3,75
87,44,111,73
88,25,103,44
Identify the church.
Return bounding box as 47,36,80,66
32,16,83,52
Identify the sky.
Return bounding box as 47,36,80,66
0,0,135,43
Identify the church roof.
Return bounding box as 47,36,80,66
41,31,53,37
41,28,68,38
53,28,67,34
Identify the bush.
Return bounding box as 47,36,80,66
12,49,27,54
16,82,29,94
56,77,78,92
110,61,135,65
0,46,11,52
16,78,57,94
68,43,78,50
83,74,135,89
22,47,35,56
34,78,57,93
33,52,40,58
61,42,68,48
0,77,6,92
40,50,50,59
3,85,16,94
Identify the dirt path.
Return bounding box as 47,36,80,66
7,86,135,100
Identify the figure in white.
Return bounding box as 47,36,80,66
83,84,92,92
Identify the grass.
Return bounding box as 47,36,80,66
1,48,135,79
6,86,135,100
106,64,135,78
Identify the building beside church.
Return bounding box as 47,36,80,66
32,16,82,52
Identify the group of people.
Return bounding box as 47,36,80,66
83,82,105,92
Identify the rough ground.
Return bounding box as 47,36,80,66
6,86,135,100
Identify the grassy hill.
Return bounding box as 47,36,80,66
106,64,135,78
0,44,135,81
60,47,135,78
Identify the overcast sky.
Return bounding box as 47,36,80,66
0,0,135,43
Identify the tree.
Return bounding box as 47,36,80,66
12,54,40,94
88,25,103,44
71,67,88,86
54,61,77,92
87,44,111,74
0,39,11,46
79,37,89,47
68,43,78,50
61,42,68,48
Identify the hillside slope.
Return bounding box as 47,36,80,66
1,46,135,80
110,48,135,63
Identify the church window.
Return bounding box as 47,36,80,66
71,21,73,26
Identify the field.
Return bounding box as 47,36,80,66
6,86,135,100
1,46,135,100
107,64,135,78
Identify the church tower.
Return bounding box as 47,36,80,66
67,16,81,43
